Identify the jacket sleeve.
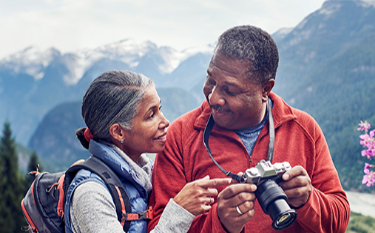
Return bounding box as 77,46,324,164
294,119,350,233
147,118,227,233
71,181,124,233
150,199,195,233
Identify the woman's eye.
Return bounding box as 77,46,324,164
147,105,162,119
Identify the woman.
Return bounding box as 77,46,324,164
66,70,229,233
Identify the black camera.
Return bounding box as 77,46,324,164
242,160,297,230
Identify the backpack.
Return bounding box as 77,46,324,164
21,156,153,233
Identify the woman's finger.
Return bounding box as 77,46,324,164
195,177,231,189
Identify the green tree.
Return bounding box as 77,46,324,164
0,121,27,232
25,151,42,187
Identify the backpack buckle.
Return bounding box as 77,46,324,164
137,208,153,220
122,206,153,221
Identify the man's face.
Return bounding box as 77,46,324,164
203,50,267,130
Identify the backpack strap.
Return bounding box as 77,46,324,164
64,156,132,232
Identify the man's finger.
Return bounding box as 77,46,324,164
282,165,308,181
220,183,257,199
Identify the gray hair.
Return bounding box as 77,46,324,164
214,25,279,85
81,70,154,140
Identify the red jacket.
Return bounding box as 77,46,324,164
148,92,350,233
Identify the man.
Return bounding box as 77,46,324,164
148,25,350,233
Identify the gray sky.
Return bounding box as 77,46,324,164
0,0,326,59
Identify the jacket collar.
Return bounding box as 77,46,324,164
88,140,152,197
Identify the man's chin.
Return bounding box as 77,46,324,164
212,113,232,129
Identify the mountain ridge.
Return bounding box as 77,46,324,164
0,39,215,86
0,38,214,144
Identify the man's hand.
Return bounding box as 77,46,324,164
217,182,257,233
279,165,311,208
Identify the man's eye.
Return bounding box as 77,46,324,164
225,88,235,96
206,77,215,86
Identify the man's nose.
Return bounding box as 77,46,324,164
208,86,225,106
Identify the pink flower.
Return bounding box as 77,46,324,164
358,121,375,188
370,129,375,138
364,163,371,174
362,172,375,187
358,121,371,131
360,133,370,146
360,133,375,149
361,150,372,159
368,149,374,157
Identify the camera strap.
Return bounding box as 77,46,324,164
203,98,275,183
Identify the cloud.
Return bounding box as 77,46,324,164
0,0,325,59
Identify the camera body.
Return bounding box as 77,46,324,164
241,160,297,230
242,160,291,185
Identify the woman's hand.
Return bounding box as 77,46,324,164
173,176,231,216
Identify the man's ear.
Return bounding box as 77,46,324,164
262,79,275,102
109,123,126,142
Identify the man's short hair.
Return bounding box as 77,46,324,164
215,25,279,85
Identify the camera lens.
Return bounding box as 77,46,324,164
268,199,297,229
255,180,297,230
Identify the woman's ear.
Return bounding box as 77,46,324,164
262,79,275,102
109,123,126,143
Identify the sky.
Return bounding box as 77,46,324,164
0,0,326,59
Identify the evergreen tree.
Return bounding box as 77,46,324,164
0,145,7,232
25,151,42,187
0,121,27,232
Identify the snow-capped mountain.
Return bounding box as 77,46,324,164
1,47,60,80
0,39,214,144
0,39,215,86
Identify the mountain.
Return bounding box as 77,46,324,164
1,0,375,191
270,0,375,192
290,34,375,191
273,0,375,97
0,39,214,145
28,88,201,170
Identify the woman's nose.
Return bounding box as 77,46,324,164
159,112,169,129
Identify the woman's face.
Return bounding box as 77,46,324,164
121,86,169,159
